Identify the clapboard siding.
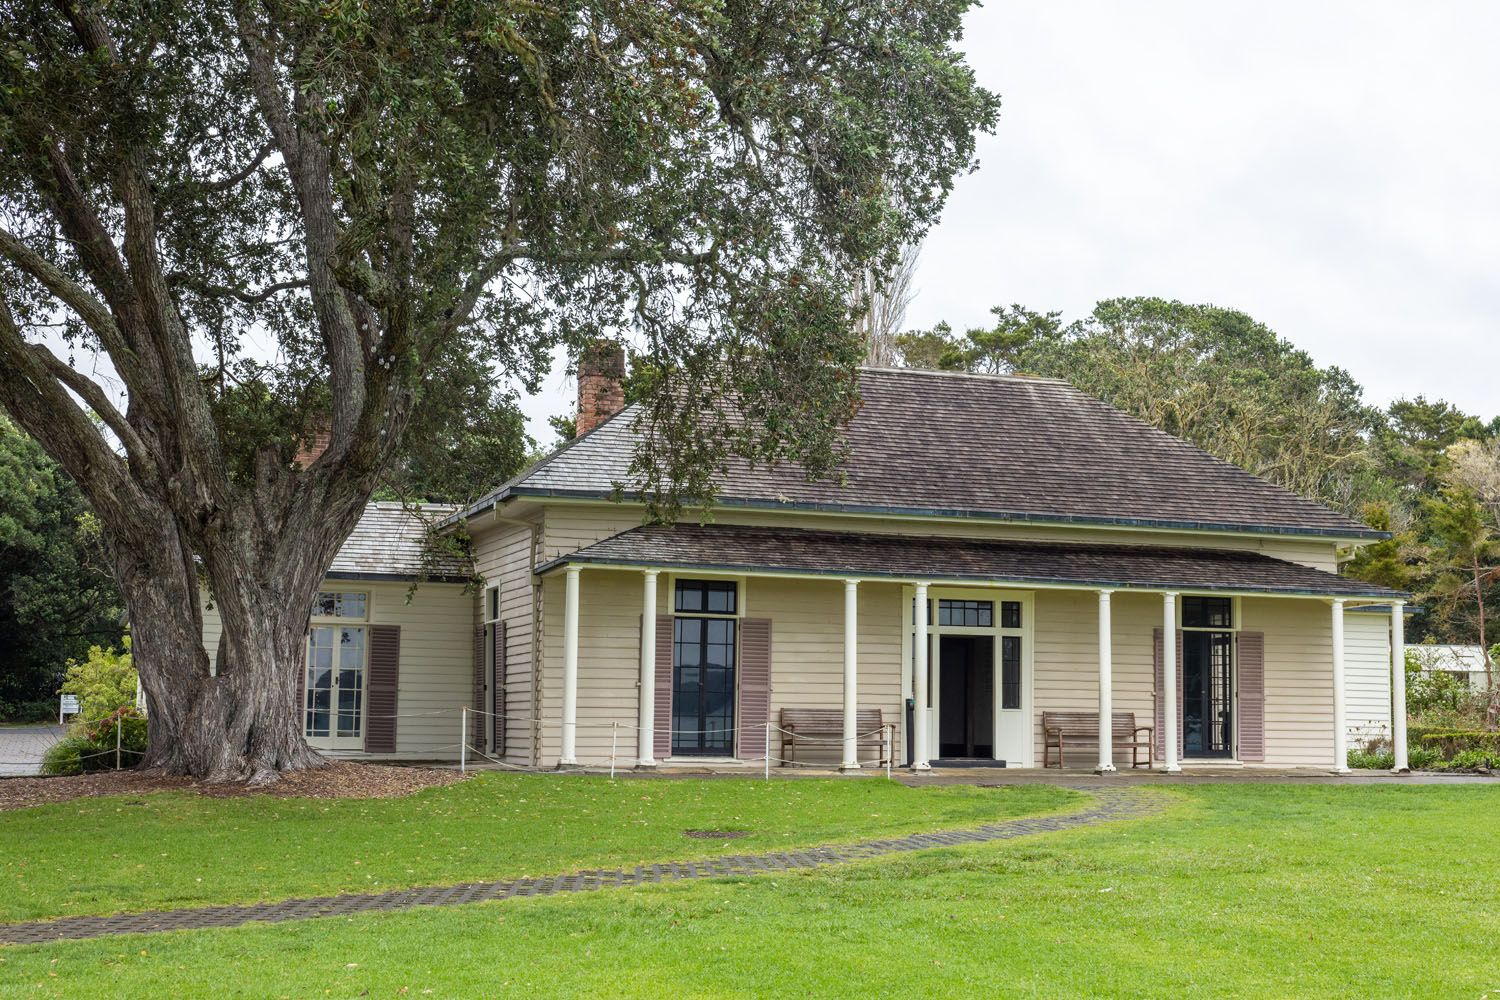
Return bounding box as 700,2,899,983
537,569,654,765
1031,589,1157,768
1243,597,1335,767
757,579,902,768
1345,611,1393,744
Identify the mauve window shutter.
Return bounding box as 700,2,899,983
365,625,401,753
1237,631,1266,762
738,619,772,761
295,633,306,731
493,621,507,757
654,614,674,760
1152,627,1185,759
471,626,485,750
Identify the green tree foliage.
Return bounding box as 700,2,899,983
60,638,137,721
0,0,997,779
0,416,123,714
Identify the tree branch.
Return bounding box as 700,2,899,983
0,295,146,529
168,273,310,304
0,227,135,367
25,342,159,480
201,141,277,195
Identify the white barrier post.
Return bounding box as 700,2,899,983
116,718,122,770
610,722,618,779
764,722,771,782
460,706,467,775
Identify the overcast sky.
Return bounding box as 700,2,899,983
519,1,1499,442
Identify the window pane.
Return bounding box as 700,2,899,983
1001,635,1021,710
313,592,367,619
1001,601,1021,629
1182,596,1232,629
938,599,993,628
674,579,737,615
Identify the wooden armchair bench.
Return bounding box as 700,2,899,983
779,708,893,767
1042,711,1153,769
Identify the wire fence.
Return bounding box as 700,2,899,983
4,706,903,781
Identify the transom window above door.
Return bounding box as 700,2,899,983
675,579,737,615
938,599,992,627
313,591,367,620
1182,596,1233,629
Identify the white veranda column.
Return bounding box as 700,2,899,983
1331,599,1348,774
911,582,931,771
1097,589,1116,773
638,570,659,767
560,565,581,766
1162,591,1181,773
841,578,861,771
1391,600,1409,773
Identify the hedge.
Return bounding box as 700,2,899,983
1416,730,1500,758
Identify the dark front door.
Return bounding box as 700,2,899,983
938,635,994,758
1183,631,1233,758
672,616,736,755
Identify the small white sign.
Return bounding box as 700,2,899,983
59,694,80,716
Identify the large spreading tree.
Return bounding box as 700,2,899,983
0,0,996,781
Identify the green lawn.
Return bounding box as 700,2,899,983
0,773,1076,923
2,784,1498,999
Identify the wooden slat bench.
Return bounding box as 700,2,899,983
1042,711,1154,769
779,708,893,767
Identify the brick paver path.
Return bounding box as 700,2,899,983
0,783,1160,946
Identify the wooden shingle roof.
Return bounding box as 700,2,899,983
326,502,470,582
537,523,1403,599
459,368,1380,540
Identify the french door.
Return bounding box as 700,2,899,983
305,625,367,749
672,617,736,755
1182,630,1233,758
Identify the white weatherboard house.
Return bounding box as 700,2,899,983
204,361,1413,772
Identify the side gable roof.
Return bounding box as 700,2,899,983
456,367,1381,540
326,502,471,582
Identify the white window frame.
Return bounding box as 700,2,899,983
1176,593,1239,760
482,584,501,752
901,585,1035,767
306,590,371,750
665,573,745,760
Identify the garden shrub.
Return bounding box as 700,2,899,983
39,707,147,775
60,638,135,721
1406,745,1445,770
0,699,55,723
1417,730,1500,758
1434,749,1498,771
1347,747,1395,769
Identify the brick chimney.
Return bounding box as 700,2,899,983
575,341,626,437
292,414,332,469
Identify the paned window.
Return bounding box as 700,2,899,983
938,599,993,627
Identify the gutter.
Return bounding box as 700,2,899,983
475,486,1390,544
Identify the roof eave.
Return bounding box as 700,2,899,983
533,553,1405,602
501,487,1390,543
